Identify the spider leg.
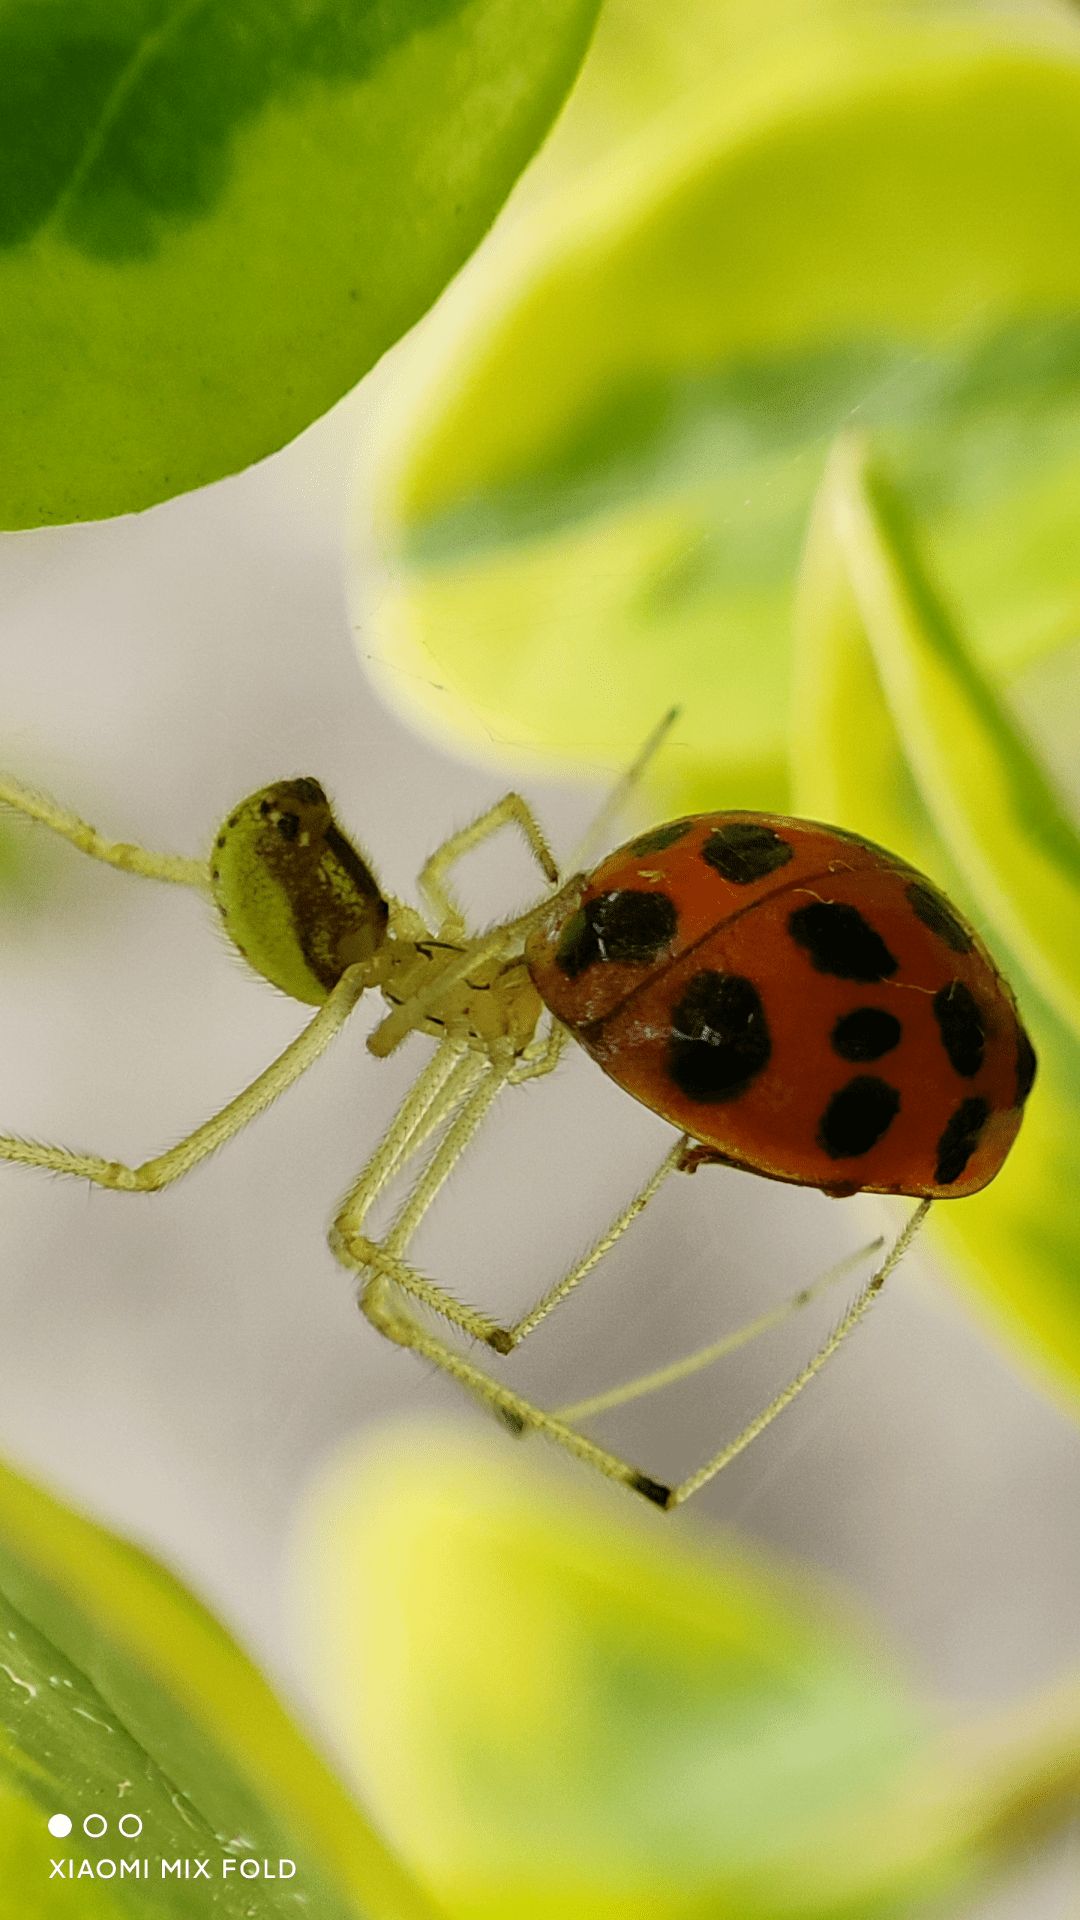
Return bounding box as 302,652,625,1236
0,772,208,890
552,1234,886,1422
338,1038,480,1221
492,1141,684,1353
418,793,559,934
0,966,368,1191
333,1052,517,1347
486,1200,930,1509
666,1199,932,1507
359,1270,669,1503
564,706,681,875
507,1019,569,1084
343,1076,682,1355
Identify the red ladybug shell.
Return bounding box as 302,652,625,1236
525,813,1036,1199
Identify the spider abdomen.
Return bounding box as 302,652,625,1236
211,779,389,1005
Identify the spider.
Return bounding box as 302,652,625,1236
0,735,1031,1509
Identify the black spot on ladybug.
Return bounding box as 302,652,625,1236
555,889,678,977
934,1096,991,1185
816,822,912,862
1015,1026,1037,1106
275,811,301,841
933,980,985,1078
667,971,771,1103
788,901,898,982
627,819,693,856
831,1007,902,1062
215,833,226,849
817,1076,901,1159
905,881,973,954
701,822,794,885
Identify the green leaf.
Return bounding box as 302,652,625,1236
358,1,1080,803
295,1423,1080,1920
792,436,1080,1403
1,0,602,529
0,1455,441,1920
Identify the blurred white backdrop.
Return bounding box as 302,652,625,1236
0,352,1077,1915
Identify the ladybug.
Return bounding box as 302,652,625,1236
526,812,1036,1200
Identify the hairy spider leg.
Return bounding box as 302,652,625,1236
342,1069,928,1507
0,967,369,1191
563,705,681,877
0,777,376,1189
335,1068,683,1353
342,1078,683,1501
665,1199,931,1506
418,792,559,934
0,773,208,890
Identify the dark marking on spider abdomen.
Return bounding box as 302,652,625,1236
667,970,771,1103
933,981,985,1078
934,1097,991,1185
788,901,898,982
817,1076,901,1159
701,822,794,885
555,889,678,978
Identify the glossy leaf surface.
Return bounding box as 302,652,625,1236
358,1,1080,806
1,0,601,527
793,439,1080,1406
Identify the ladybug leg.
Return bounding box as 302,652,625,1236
550,1235,886,1425
0,769,208,890
417,793,559,935
666,1200,932,1507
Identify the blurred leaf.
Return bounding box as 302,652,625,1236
0,0,602,529
295,1423,1080,1920
0,1456,440,1920
792,437,1080,1406
0,1788,124,1919
358,0,1080,805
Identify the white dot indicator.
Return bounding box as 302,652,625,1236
47,1814,72,1838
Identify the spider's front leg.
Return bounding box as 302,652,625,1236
0,772,208,890
336,1022,654,1360
417,792,559,935
0,969,368,1191
358,1263,674,1505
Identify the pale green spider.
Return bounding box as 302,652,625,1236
0,756,903,1508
